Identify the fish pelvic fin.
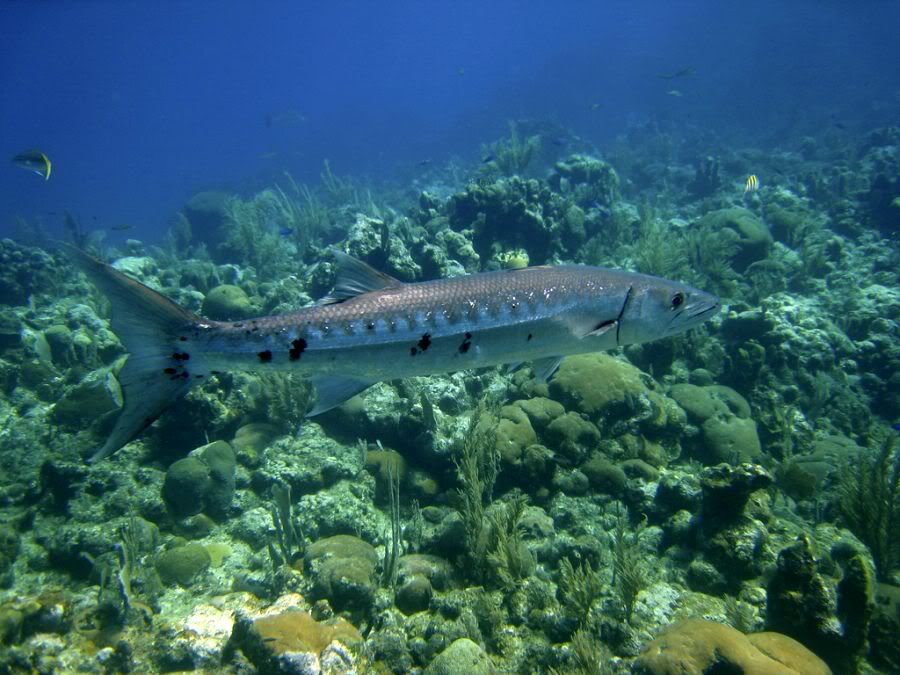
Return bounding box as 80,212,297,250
306,375,374,416
65,245,203,461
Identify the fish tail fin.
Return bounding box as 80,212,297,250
43,154,51,180
64,245,203,461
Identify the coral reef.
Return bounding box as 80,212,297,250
1,120,898,673
633,618,830,675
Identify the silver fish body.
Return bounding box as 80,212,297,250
68,248,719,460
196,263,716,379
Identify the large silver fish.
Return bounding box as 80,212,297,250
68,248,719,460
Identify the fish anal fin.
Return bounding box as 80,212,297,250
531,356,564,382
307,375,374,416
318,250,403,304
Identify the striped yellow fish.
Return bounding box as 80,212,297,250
744,174,759,193
12,149,52,180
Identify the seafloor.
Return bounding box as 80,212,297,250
0,122,898,674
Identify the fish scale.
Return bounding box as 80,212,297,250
66,246,719,460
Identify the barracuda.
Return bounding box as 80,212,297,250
68,248,719,460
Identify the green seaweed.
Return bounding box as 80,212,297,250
549,627,612,675
485,121,542,177
485,492,534,590
558,556,604,626
837,432,899,581
453,406,500,581
611,506,647,624
220,191,289,274
630,208,689,280
381,462,401,589
269,482,304,570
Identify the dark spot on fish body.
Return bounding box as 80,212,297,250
410,347,418,356
179,336,187,342
258,350,273,362
366,322,375,331
172,352,190,361
459,331,472,354
417,333,432,352
289,338,307,361
163,367,177,375
527,333,533,341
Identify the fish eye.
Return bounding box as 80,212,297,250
670,292,685,309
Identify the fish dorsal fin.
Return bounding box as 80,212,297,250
318,250,403,305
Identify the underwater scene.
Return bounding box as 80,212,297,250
1,2,899,674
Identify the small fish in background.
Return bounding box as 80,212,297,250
481,153,495,164
892,422,900,432
278,227,294,237
457,67,466,77
744,174,759,193
417,159,433,167
657,66,694,79
12,149,52,180
666,89,683,97
590,102,605,110
265,109,306,128
109,223,133,232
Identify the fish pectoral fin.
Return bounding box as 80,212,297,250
306,375,375,416
585,320,616,337
531,356,564,382
318,250,404,304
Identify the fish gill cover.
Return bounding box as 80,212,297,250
0,2,898,673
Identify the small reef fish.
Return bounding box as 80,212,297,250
12,149,52,180
666,90,683,97
65,247,719,461
109,224,133,232
278,227,294,237
744,175,759,193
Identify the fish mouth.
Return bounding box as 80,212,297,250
687,299,720,319
666,293,720,334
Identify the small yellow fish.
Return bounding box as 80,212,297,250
666,89,683,97
12,149,52,180
744,174,759,193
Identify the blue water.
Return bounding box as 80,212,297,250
1,1,898,240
